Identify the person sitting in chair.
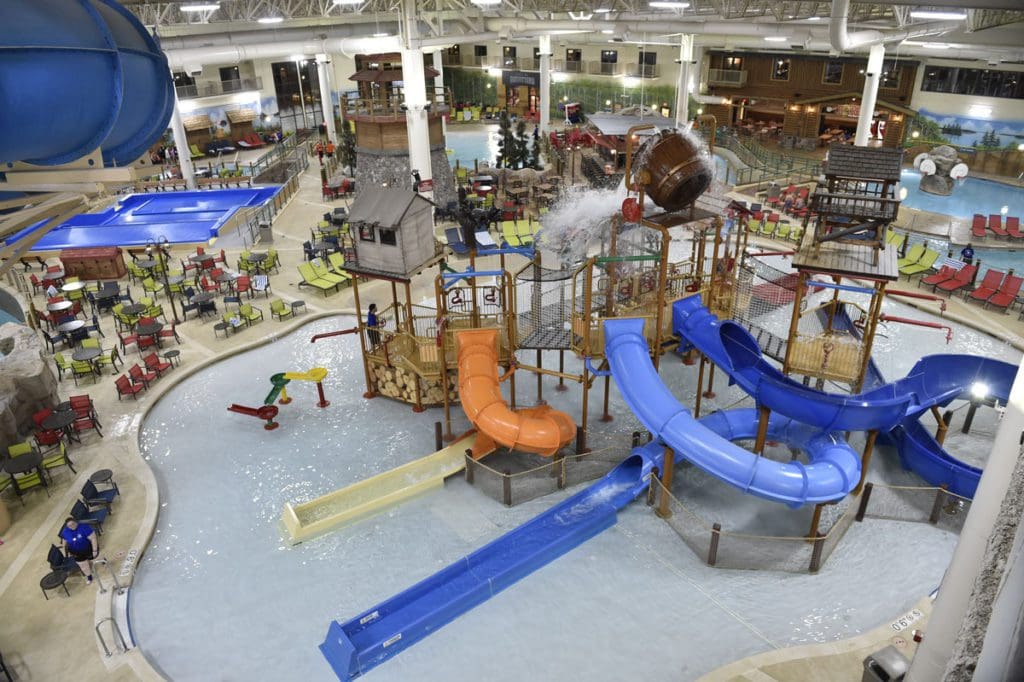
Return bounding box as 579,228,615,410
60,517,98,584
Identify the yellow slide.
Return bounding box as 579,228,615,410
281,430,486,544
283,367,328,383
457,329,576,459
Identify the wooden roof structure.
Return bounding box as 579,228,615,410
823,144,903,182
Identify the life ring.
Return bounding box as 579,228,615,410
622,197,642,222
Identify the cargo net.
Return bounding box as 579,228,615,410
515,264,574,349
726,257,830,363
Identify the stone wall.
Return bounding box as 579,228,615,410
0,322,59,451
354,145,456,209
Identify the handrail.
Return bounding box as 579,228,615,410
91,557,124,595
95,617,129,657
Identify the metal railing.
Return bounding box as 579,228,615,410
707,128,822,186
708,69,748,87
91,558,124,595
95,617,129,657
176,77,263,100
342,88,453,120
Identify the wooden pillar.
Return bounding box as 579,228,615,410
656,446,675,519
702,364,716,399
436,272,454,441
390,281,400,328
781,271,809,375
536,349,544,405
854,430,878,494
753,405,771,455
694,354,706,418
556,350,567,391
932,406,949,445
807,503,824,540
350,276,375,398
403,281,414,335
854,281,887,392
601,367,612,422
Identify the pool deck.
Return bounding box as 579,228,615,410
1,151,1022,681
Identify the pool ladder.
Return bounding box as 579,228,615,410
91,557,125,595
95,617,129,657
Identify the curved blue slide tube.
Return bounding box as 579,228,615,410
321,443,666,679
604,318,860,507
0,0,172,167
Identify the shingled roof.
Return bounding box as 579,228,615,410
824,144,903,181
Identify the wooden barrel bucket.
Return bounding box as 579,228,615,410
638,131,713,211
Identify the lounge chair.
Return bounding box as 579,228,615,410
297,263,338,295
516,220,535,246
989,214,1008,238
967,269,1006,305
239,303,264,326
775,220,791,241
189,144,204,159
1006,216,1022,240
986,274,1023,311
900,248,940,277
445,227,469,255
935,265,977,295
311,260,349,287
896,243,926,269
920,265,957,289
971,214,987,240
501,220,522,247
760,213,779,237
270,299,293,320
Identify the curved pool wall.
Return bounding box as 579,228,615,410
5,187,282,250
128,305,997,681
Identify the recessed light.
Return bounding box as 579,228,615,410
601,29,614,34
807,16,821,21
257,17,283,24
594,8,613,13
373,32,390,37
909,10,967,20
649,2,689,8
764,36,788,42
180,3,220,11
470,0,502,5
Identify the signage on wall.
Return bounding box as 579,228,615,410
502,70,541,89
418,179,434,192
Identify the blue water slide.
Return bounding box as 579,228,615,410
673,295,1015,431
604,318,860,507
321,443,663,679
0,0,173,167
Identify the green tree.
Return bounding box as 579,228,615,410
339,117,357,174
513,120,530,169
496,111,514,168
528,131,543,170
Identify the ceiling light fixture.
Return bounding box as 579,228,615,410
909,10,967,20
373,32,389,37
601,29,614,34
333,0,363,4
258,16,283,23
594,7,613,13
649,2,689,9
470,0,503,5
764,36,789,42
807,16,821,21
180,3,220,11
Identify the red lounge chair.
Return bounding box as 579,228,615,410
989,214,1008,238
986,274,1023,311
921,265,957,288
1006,216,1022,239
935,265,977,294
143,352,172,377
245,133,265,148
967,269,1006,304
115,375,145,400
971,214,987,239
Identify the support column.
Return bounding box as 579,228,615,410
538,35,551,134
674,34,693,128
854,44,884,146
316,54,337,144
169,90,196,190
908,360,1024,680
401,0,432,199
432,50,447,137
295,58,309,130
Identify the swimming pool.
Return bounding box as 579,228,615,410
130,262,1013,680
899,170,1023,220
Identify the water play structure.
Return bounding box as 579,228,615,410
227,367,330,430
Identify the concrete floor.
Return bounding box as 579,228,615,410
0,148,1021,681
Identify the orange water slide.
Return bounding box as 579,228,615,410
457,329,576,458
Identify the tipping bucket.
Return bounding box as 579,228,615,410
0,0,173,167
636,131,713,212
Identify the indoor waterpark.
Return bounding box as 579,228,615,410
1,2,1024,682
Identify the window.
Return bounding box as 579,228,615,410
823,60,843,85
220,66,240,92
359,224,375,243
173,71,196,87
379,229,397,246
474,45,487,57
446,45,461,63
723,56,743,70
502,46,516,66
600,49,618,75
566,49,581,62
771,58,790,81
880,61,900,89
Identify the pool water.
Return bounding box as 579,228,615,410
899,170,1023,220
130,255,1017,681
445,125,501,168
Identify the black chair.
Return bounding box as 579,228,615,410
88,314,105,338
181,300,199,320
302,240,315,261
445,227,469,255
223,295,242,310
198,299,217,318
70,499,107,535
118,286,133,303
44,331,67,353
47,544,79,574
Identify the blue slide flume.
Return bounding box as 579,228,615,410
604,318,860,507
320,443,664,679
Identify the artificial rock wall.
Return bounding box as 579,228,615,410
354,146,456,208
0,322,59,450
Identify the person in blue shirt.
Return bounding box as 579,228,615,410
960,243,975,265
59,517,98,584
366,303,382,349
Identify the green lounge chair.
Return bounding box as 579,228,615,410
897,243,926,269
311,260,348,286
297,263,337,295
900,248,941,277
270,299,293,320
239,303,264,326
501,221,522,247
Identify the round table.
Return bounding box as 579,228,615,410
167,274,185,285
42,271,65,282
216,273,236,287
61,281,87,293
136,259,157,270
72,347,102,363
90,469,114,486
4,450,43,475
40,571,71,600
162,349,181,367
121,303,147,316
47,301,74,313
189,254,214,264
190,292,215,304
291,300,306,315
136,321,163,338
57,320,86,334
42,409,76,432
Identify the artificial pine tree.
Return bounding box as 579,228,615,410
496,111,514,168
513,120,530,169
340,116,357,174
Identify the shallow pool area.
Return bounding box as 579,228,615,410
899,170,1022,220
129,278,1019,681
